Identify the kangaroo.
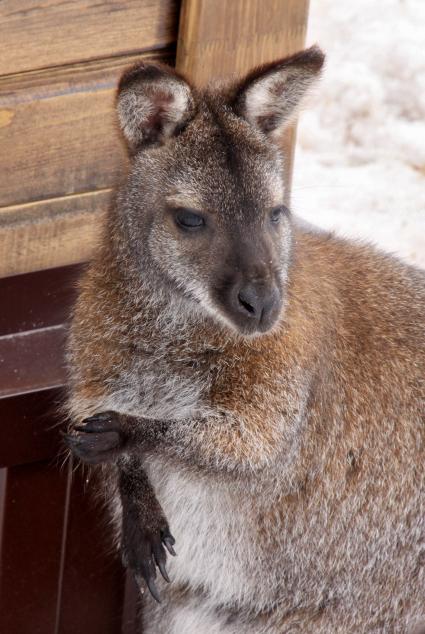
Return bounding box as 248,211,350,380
65,45,425,633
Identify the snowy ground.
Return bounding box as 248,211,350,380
292,0,425,268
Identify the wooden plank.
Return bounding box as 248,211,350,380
0,52,173,279
0,52,172,209
0,190,108,278
0,266,81,467
0,264,85,401
177,0,310,85
0,264,82,337
0,468,7,547
57,467,126,634
0,389,64,469
0,461,69,634
0,0,179,76
176,0,310,197
0,325,67,399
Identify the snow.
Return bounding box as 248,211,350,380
292,0,425,268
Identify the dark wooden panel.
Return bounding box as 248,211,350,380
0,326,67,399
0,264,82,337
0,461,69,634
0,388,64,469
0,468,7,547
0,0,180,76
57,467,126,634
0,265,81,466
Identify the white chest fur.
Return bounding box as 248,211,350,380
146,456,282,613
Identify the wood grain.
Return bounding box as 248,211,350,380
177,0,310,85
0,0,179,76
0,190,109,278
176,0,310,197
0,52,171,208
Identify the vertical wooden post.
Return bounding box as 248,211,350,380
176,0,310,202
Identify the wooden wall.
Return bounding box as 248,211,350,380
0,0,178,278
0,3,179,631
0,2,309,632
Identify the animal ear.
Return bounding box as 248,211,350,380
117,62,196,150
232,45,325,138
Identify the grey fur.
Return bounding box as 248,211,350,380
67,47,425,633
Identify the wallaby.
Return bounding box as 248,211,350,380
65,45,425,633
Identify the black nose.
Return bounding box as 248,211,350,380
237,283,279,323
238,284,261,316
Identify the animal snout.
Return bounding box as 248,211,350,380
234,281,281,332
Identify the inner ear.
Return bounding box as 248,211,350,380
231,45,325,138
117,62,196,151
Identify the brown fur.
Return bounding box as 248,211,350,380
67,47,425,633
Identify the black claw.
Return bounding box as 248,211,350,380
153,547,170,583
163,536,177,557
145,576,161,603
158,560,170,583
148,557,157,580
135,573,161,603
152,539,170,583
161,527,176,556
136,552,162,602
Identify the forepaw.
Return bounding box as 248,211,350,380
122,517,176,603
64,411,126,464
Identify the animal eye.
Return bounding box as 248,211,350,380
174,209,206,231
270,205,288,223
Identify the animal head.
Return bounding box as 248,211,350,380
115,46,324,336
